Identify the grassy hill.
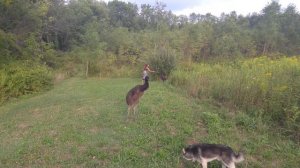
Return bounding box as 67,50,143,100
0,78,299,167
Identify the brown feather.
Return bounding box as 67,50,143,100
126,76,149,108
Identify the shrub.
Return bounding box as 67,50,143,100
0,61,53,103
149,47,177,80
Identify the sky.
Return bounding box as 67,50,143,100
103,0,300,16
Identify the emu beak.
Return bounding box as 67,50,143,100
182,148,186,154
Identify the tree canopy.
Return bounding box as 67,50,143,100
0,0,299,66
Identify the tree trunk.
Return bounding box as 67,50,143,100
263,43,268,55
85,60,89,78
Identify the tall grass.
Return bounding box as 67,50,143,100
169,56,300,138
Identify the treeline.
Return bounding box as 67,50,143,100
1,0,300,65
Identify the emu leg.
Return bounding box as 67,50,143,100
132,103,140,120
133,105,137,116
201,162,208,168
127,106,132,120
228,163,235,168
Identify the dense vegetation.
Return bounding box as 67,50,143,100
170,57,300,139
0,0,299,161
1,0,300,65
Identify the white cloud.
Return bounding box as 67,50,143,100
101,0,300,16
173,0,300,16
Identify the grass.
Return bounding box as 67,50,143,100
0,78,299,167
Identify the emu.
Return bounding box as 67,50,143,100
126,76,149,119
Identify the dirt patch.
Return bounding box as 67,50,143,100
31,108,44,119
183,120,208,145
18,123,30,129
49,130,59,137
89,127,101,134
100,144,120,155
75,106,97,117
165,122,177,136
78,145,87,153
54,72,67,84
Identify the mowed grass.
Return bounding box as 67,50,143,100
0,78,299,168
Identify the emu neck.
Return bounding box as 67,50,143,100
140,80,149,92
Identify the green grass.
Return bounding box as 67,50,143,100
0,78,299,167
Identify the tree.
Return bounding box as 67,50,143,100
140,4,155,29
254,1,283,55
0,0,49,35
280,4,300,55
107,0,139,30
212,12,255,58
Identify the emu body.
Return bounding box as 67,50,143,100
160,74,167,82
126,76,149,118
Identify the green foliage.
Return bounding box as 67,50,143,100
0,61,53,103
105,27,132,54
0,0,48,34
169,56,300,138
0,29,22,64
107,0,139,30
61,48,139,78
24,33,56,62
1,0,300,62
149,47,177,79
2,0,300,74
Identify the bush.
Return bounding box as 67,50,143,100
0,61,53,103
149,47,177,80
